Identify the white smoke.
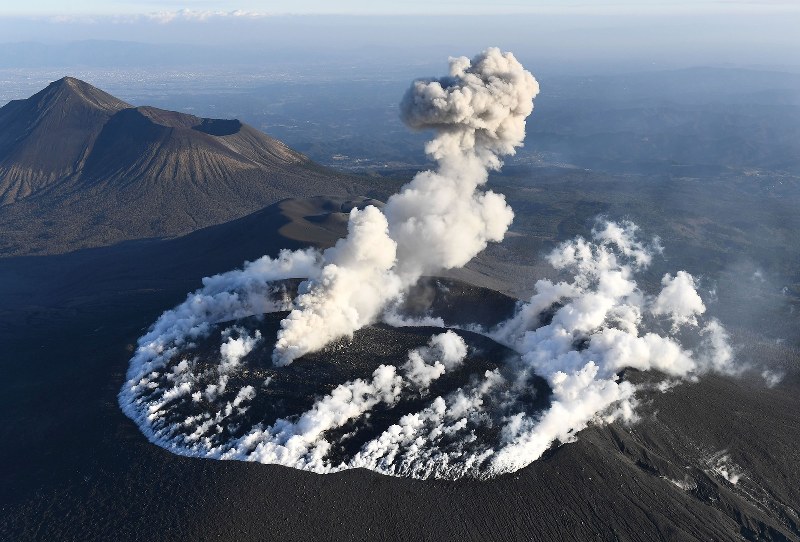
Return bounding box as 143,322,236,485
120,248,316,441
119,50,756,481
225,331,470,472
120,218,743,479
228,364,405,471
486,223,736,474
402,330,468,390
220,327,262,372
651,271,706,330
761,369,784,387
272,47,538,364
350,368,506,479
273,206,402,365
122,47,538,376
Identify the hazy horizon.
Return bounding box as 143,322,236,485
0,11,798,74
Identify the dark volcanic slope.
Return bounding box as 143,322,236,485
0,77,388,256
0,197,798,541
0,77,130,203
1,280,798,541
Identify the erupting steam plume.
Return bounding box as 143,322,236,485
119,49,764,480
273,48,538,364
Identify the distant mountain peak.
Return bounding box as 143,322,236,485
0,78,364,256
0,77,135,203
56,75,83,87
36,76,131,114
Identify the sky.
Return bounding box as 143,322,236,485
1,0,800,16
0,0,797,74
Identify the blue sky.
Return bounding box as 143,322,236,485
2,0,799,16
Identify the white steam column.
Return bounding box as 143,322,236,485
273,48,539,365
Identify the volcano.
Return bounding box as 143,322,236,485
0,77,376,255
0,193,798,540
1,54,799,542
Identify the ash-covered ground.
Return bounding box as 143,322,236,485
1,273,798,541
2,49,800,542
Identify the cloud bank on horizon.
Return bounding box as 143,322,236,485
119,49,772,480
6,0,799,18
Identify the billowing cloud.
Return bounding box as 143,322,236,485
120,218,747,479
403,330,468,390
486,225,735,475
120,50,760,480
651,271,706,330
272,48,538,364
